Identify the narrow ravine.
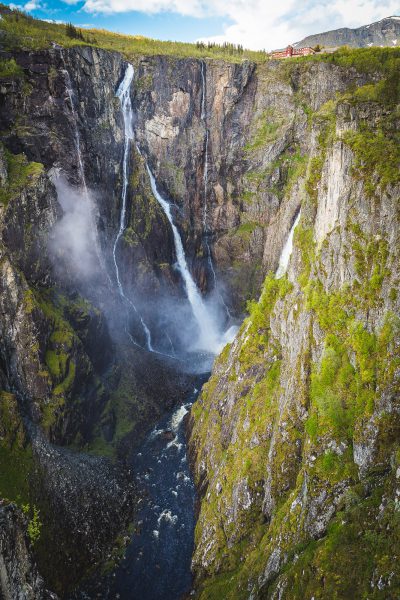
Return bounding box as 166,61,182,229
110,383,204,600
75,380,206,600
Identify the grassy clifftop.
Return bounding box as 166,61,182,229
0,4,268,63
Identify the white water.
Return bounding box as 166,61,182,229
145,164,224,353
113,64,153,351
276,210,301,278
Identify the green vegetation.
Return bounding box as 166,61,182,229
0,147,43,206
22,504,42,544
0,392,33,505
0,57,23,77
244,109,284,153
343,127,400,196
0,5,268,63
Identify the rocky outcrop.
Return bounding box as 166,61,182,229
189,54,400,599
0,503,57,599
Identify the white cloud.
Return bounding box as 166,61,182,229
10,0,41,10
77,0,400,50
43,18,66,23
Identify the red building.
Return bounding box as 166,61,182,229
271,45,316,59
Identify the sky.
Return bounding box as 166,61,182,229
5,0,400,50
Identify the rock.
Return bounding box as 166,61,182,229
0,503,58,599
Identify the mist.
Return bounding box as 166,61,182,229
47,171,237,371
49,173,103,284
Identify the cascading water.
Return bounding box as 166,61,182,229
60,54,110,285
276,210,301,278
61,67,88,194
113,64,153,351
145,164,224,354
200,62,215,283
201,62,231,319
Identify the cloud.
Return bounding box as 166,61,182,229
43,18,66,24
9,0,41,11
77,0,400,50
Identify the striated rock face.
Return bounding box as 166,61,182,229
189,56,400,598
0,503,57,599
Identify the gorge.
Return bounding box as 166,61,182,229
0,7,399,600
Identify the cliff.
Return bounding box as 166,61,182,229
189,50,400,599
0,503,57,599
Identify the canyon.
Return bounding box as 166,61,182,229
0,8,399,600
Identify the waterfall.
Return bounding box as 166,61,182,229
145,164,222,353
201,62,214,280
61,60,88,194
201,62,231,319
113,64,153,351
60,55,112,286
276,210,301,278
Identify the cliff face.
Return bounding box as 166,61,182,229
0,503,57,599
189,57,400,598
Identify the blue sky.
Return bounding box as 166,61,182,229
4,0,400,50
7,0,231,42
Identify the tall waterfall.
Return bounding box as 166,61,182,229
276,210,301,278
145,164,222,353
113,64,153,351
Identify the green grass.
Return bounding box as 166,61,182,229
0,57,23,77
0,5,268,63
343,127,400,196
0,147,44,206
244,109,284,152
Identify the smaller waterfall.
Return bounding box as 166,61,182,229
61,57,111,286
276,210,301,278
145,164,221,353
113,64,153,351
201,62,214,280
61,60,88,194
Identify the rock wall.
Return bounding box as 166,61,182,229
189,58,400,599
0,503,57,600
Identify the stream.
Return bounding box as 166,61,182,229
76,374,207,600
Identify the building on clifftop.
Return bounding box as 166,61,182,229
271,45,316,58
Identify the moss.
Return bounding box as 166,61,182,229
0,57,23,78
236,221,260,239
0,147,44,206
0,419,33,505
343,127,400,197
244,109,284,153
